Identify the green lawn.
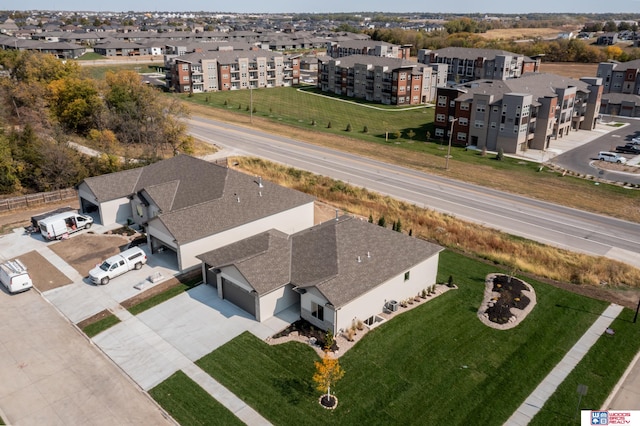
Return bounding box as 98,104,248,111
189,250,639,425
149,370,244,426
183,87,434,145
81,314,121,338
531,309,640,425
127,278,201,316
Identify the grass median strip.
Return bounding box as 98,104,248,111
77,309,121,338
149,370,244,426
192,250,627,424
126,277,201,316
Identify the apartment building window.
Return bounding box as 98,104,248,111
222,73,229,79
500,124,505,131
437,95,447,107
474,120,484,128
413,95,419,102
311,302,324,321
414,85,420,91
493,106,499,112
460,102,469,111
457,132,467,141
476,104,486,112
181,64,188,71
207,63,215,71
404,271,410,281
435,128,445,137
436,113,446,123
490,122,496,128
182,76,189,81
450,100,455,107
613,83,621,89
400,73,406,81
458,117,468,126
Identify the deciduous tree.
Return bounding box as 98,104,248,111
312,351,344,403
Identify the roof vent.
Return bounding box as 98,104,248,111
335,209,339,220
237,196,240,203
258,176,264,188
357,256,361,263
367,251,371,258
259,191,262,197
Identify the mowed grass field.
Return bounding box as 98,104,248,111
150,251,640,425
185,87,434,145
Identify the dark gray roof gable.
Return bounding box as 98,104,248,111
298,216,442,307
197,229,292,295
197,215,443,307
82,155,314,242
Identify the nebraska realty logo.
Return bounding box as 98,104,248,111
584,410,640,425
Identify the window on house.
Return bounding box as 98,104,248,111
181,64,188,71
437,95,447,107
477,104,486,112
460,103,469,111
459,117,468,126
311,302,324,321
436,114,446,122
404,271,410,281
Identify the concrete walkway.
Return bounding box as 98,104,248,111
504,303,624,426
93,291,274,426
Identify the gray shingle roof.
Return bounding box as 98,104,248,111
198,215,442,307
82,155,314,243
454,73,591,103
197,230,291,295
330,54,419,69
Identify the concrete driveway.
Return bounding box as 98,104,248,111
93,284,297,390
0,288,172,425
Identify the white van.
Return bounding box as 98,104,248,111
0,260,33,293
598,151,627,164
39,211,93,241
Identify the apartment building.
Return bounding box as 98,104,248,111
418,47,541,84
166,50,300,93
595,59,640,117
326,39,410,59
434,73,603,154
318,55,448,105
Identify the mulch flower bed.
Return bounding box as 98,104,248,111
319,395,338,409
272,319,339,352
485,274,531,325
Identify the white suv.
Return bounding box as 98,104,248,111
598,151,627,164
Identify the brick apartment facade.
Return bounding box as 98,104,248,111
434,73,603,154
418,47,541,84
318,55,448,105
166,50,300,93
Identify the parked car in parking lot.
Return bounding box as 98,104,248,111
616,144,640,154
631,137,640,144
598,151,627,164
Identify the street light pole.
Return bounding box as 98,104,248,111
250,85,253,124
445,117,457,171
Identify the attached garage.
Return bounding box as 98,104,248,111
221,277,256,317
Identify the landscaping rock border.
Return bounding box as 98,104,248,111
478,273,537,330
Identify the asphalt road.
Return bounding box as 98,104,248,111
188,116,640,268
551,117,640,184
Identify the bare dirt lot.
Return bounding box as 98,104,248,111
49,233,129,278
18,250,72,292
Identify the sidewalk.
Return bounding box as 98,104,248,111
504,303,624,426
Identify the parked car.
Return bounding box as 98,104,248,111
631,137,640,144
38,211,93,241
88,247,147,285
616,144,640,154
0,260,32,293
598,151,627,164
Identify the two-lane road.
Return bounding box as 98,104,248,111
188,116,640,268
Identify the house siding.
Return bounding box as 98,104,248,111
333,255,439,333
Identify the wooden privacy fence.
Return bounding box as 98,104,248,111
0,188,77,213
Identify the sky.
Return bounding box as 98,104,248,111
11,1,640,14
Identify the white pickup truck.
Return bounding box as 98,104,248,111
88,247,147,285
